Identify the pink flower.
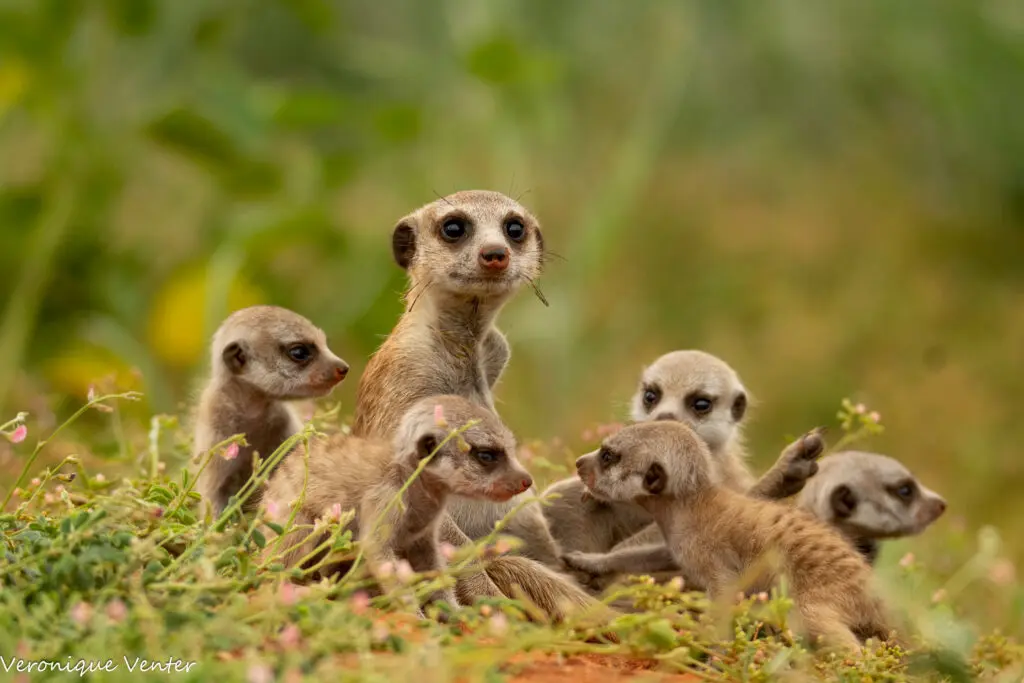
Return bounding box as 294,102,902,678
87,386,97,402
371,621,390,643
439,543,456,561
493,539,513,556
330,503,342,521
278,623,301,648
247,663,274,683
433,404,447,428
70,602,93,626
29,478,40,487
350,591,371,615
931,589,947,604
989,559,1016,586
7,425,27,444
94,473,106,483
488,613,509,637
869,411,881,423
222,443,240,461
854,403,866,414
43,494,54,505
377,561,395,579
265,499,281,519
395,560,415,584
279,582,299,606
479,604,492,617
105,600,128,623
899,552,915,569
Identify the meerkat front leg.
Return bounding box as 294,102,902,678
438,515,507,604
562,544,678,578
399,534,460,616
481,327,510,388
748,428,826,500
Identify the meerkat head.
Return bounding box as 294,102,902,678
797,451,947,540
390,190,545,302
630,350,749,456
575,421,714,504
211,305,349,399
393,395,533,502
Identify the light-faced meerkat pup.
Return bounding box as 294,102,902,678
543,350,824,561
797,451,947,565
262,395,533,615
351,191,595,618
562,422,894,652
194,305,349,517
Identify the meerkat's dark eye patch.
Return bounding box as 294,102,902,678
285,343,316,364
504,217,526,242
641,384,661,411
686,393,714,417
731,393,747,421
599,447,620,468
440,216,469,242
889,479,917,503
643,462,667,495
222,341,247,373
472,448,504,466
830,484,858,518
417,434,440,460
392,220,417,269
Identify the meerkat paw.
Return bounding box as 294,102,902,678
775,427,826,497
561,552,611,577
423,589,460,623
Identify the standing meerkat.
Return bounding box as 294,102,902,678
194,305,349,516
797,451,947,564
262,395,533,615
351,190,595,618
563,422,894,652
543,350,824,559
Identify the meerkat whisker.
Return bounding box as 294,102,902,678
525,276,550,307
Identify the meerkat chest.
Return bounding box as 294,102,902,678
419,334,493,407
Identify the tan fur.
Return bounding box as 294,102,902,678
543,350,824,575
797,451,947,564
349,191,594,619
563,422,894,651
194,305,348,516
262,395,532,615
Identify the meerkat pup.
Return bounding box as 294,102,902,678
262,395,533,614
194,305,349,516
562,422,894,652
543,350,824,559
797,451,947,564
351,191,593,618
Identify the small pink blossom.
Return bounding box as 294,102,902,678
989,559,1016,586
70,602,93,626
493,539,513,555
265,499,281,519
247,663,274,683
7,425,27,444
330,503,343,521
854,403,866,414
55,485,65,494
157,462,166,472
433,404,447,428
488,613,508,637
371,621,390,643
395,559,415,584
43,494,54,505
667,576,684,592
279,582,299,606
899,552,915,569
931,589,948,604
869,411,881,423
87,386,97,402
439,542,456,561
350,591,371,615
757,592,769,603
377,561,395,579
278,623,301,648
30,478,40,487
479,604,492,617
222,443,240,461
94,473,105,483
105,600,128,623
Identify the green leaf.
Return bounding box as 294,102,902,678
251,529,266,549
146,108,240,169
266,522,284,535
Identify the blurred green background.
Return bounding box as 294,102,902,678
1,0,1022,572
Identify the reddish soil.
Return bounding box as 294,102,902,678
504,653,701,683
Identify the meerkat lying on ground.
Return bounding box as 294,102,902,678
262,395,533,615
543,350,824,569
562,421,894,652
797,451,947,564
351,190,594,619
194,305,349,516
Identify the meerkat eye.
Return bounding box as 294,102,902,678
504,219,525,242
599,447,619,467
441,218,468,242
689,395,713,416
286,344,314,363
473,449,501,465
641,386,661,410
891,480,917,502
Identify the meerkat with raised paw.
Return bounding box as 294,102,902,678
563,422,894,652
543,350,824,562
263,395,534,615
194,305,349,517
351,191,595,619
797,451,947,564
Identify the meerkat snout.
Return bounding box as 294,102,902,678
479,245,510,271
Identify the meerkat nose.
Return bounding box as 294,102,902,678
934,497,947,515
334,362,349,381
574,456,585,472
517,476,533,493
479,246,510,270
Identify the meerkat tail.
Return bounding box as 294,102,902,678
484,555,608,622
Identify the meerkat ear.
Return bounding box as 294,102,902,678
830,484,858,518
417,433,440,460
392,217,417,270
534,223,545,255
643,462,667,495
731,392,748,421
221,341,248,374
